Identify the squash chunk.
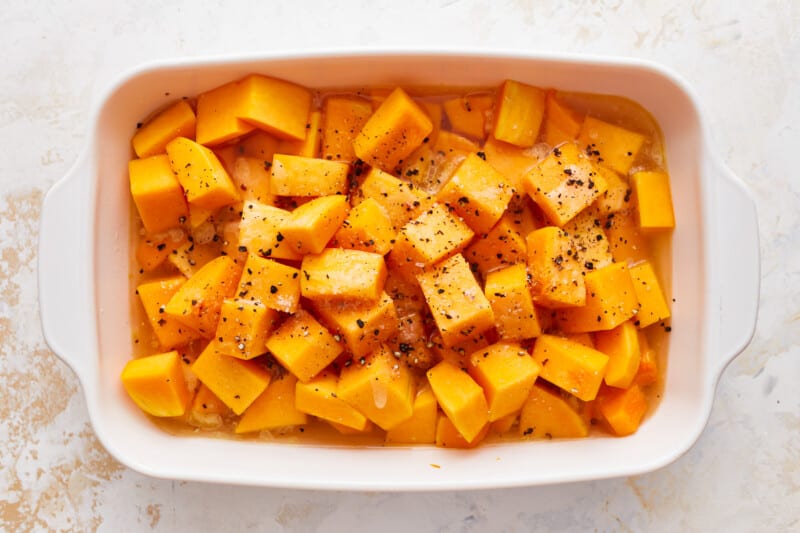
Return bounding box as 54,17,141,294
531,334,609,401
282,195,350,255
523,142,608,227
137,277,201,350
300,248,387,301
333,198,396,255
238,131,280,160
270,154,349,197
353,87,433,172
629,260,671,328
191,342,271,415
358,167,435,230
635,331,659,387
195,79,256,146
313,292,398,358
322,95,373,162
385,385,438,444
167,240,221,279
443,93,493,140
632,171,675,230
595,320,641,389
237,253,301,313
561,208,613,274
128,155,189,234
492,80,546,148
265,310,343,382
435,415,489,448
541,90,583,148
436,153,514,234
427,360,489,442
526,226,586,308
594,166,630,215
231,156,275,205
391,203,475,267
236,373,307,434
135,232,186,272
463,213,527,277
133,100,197,158
484,264,542,340
603,209,651,265
519,384,588,439
578,116,645,175
164,256,242,337
468,342,541,421
416,253,495,347
338,345,416,430
295,371,369,431
555,262,639,333
238,201,301,261
166,137,240,210
276,109,322,158
597,384,648,436
212,299,278,360
190,383,231,427
481,137,540,191
121,351,191,417
234,75,313,141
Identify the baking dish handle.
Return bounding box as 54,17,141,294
712,159,759,375
38,154,94,383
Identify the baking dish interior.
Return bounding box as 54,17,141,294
89,52,708,489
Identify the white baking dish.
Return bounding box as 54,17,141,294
38,50,759,490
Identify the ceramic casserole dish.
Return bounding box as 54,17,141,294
38,50,759,490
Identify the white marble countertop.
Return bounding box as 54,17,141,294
2,1,798,531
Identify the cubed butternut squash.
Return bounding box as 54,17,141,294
167,240,221,279
358,167,435,231
236,372,307,433
541,90,583,148
443,93,493,140
594,166,631,215
435,414,489,448
416,253,495,347
338,345,416,430
166,137,241,210
137,277,201,350
531,334,609,401
526,226,586,308
468,342,541,421
132,99,197,158
128,155,189,234
629,260,671,328
578,116,645,175
231,156,275,205
238,130,280,160
270,154,349,197
238,201,302,261
300,248,387,301
436,152,514,234
164,255,242,337
313,291,398,358
597,384,648,436
390,203,475,268
519,384,588,438
493,80,546,148
195,79,256,146
595,320,641,389
481,136,540,191
189,383,231,428
322,95,373,162
634,331,659,387
276,109,322,158
354,87,433,172
265,310,343,382
484,263,543,340
212,299,278,360
561,208,613,274
631,171,675,230
426,360,489,443
463,213,527,277
237,74,313,141
121,351,191,417
385,385,438,444
282,194,350,255
603,209,651,265
190,342,272,415
135,232,186,272
295,371,369,431
236,253,301,314
333,198,396,255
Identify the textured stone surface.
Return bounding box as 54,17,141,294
1,0,798,530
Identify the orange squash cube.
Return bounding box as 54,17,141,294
238,201,301,261
276,109,322,158
443,93,493,140
481,136,540,191
541,90,583,147
128,155,189,234
132,99,197,158
629,261,671,328
578,116,645,175
135,232,186,272
523,142,608,227
321,95,373,162
265,310,343,382
484,263,543,340
353,87,433,172
282,194,350,255
238,130,280,160
561,208,613,274
190,383,231,427
270,154,349,197
231,156,275,205
164,256,242,337
212,299,278,360
300,248,387,301
468,342,541,421
166,240,221,279
333,198,396,255
190,342,271,415
236,74,313,141
597,384,648,436
121,351,191,417
358,167,435,231
385,385,438,444
313,292,398,358
236,253,301,314
416,253,495,347
436,153,514,234
295,371,369,431
463,213,527,277
427,360,489,443
634,331,659,387
492,80,546,148
594,166,630,215
338,345,416,430
435,415,489,448
195,79,256,146
526,226,586,308
519,384,588,438
555,261,639,333
632,171,675,230
603,209,651,264
137,277,201,350
391,203,475,267
531,334,609,401
166,137,240,210
595,320,641,389
236,372,307,433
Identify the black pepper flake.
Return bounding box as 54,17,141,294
356,319,365,328
476,151,486,160
238,245,248,253
584,262,594,270
270,285,278,294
